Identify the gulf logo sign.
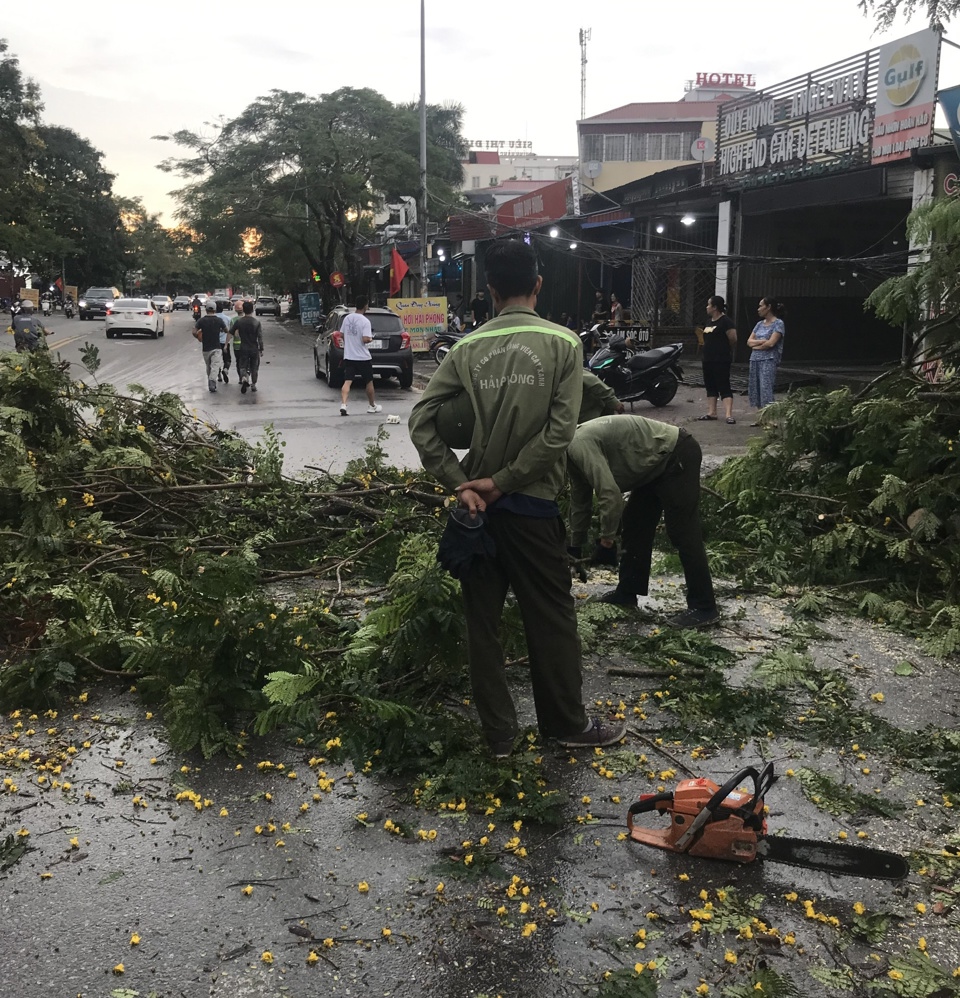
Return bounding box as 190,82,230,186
882,42,926,106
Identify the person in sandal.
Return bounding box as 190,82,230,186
697,296,738,424
567,414,719,629
408,239,627,760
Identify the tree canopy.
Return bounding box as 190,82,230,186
157,87,466,298
859,0,958,28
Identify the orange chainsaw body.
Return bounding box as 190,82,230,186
627,777,767,864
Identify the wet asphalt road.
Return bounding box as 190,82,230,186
9,308,425,476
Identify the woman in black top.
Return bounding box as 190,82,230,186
697,296,738,424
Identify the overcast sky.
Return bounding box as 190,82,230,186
5,0,960,223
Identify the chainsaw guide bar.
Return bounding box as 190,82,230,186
626,763,908,881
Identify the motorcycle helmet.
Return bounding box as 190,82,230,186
435,390,476,450
20,299,34,310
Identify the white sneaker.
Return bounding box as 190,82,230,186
339,404,348,416
367,404,382,414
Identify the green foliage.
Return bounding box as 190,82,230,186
808,966,855,991
577,601,632,652
751,649,817,689
850,908,893,944
596,963,660,998
724,969,803,997
793,767,903,819
702,372,960,653
865,950,960,996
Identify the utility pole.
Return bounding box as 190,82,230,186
579,27,591,122
419,0,428,298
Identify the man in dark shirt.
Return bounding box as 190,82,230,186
194,301,225,392
469,289,489,325
233,300,265,394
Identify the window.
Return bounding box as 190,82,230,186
604,134,627,161
489,175,499,186
471,176,481,188
581,133,603,162
646,134,663,160
663,133,682,160
628,134,646,162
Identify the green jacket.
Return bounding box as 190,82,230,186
578,371,619,424
408,305,583,500
567,415,680,544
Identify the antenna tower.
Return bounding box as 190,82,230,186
579,27,591,120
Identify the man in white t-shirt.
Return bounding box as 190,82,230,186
339,295,382,415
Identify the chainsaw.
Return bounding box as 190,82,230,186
626,762,909,880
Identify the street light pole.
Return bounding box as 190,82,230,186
419,0,428,298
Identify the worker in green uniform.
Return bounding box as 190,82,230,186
567,414,719,629
409,239,627,758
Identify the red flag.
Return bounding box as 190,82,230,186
390,247,409,297
54,276,64,291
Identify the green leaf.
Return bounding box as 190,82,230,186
894,660,915,676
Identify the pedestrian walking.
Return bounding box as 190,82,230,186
567,414,719,628
233,300,264,394
339,295,382,415
409,238,627,759
194,301,224,392
747,297,785,419
215,302,232,384
697,296,738,424
11,300,51,353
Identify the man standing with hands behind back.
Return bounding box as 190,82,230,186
409,239,627,759
339,295,382,416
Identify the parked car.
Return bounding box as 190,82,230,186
255,296,280,316
78,286,122,320
104,298,165,339
314,306,413,389
212,297,232,313
151,294,174,313
172,296,192,310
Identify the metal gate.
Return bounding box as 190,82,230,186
631,254,715,332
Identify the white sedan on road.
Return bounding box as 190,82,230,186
104,298,165,339
151,294,174,313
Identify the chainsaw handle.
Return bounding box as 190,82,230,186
627,792,674,832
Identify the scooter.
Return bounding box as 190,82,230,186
64,299,75,319
587,333,685,407
431,328,468,365
41,297,53,317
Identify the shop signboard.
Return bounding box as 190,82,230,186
937,83,960,163
871,28,940,164
298,292,321,327
716,50,877,186
494,177,574,229
387,297,447,352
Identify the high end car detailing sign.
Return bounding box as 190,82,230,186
716,30,940,185
871,28,940,164
387,297,447,352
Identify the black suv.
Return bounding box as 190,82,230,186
79,286,121,320
315,307,413,389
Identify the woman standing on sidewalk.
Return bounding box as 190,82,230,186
697,296,738,424
747,297,785,417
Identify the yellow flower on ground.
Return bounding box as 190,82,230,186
69,837,79,849
242,885,253,896
521,922,537,937
306,950,319,965
261,951,274,964
696,985,710,995
724,951,738,964
853,902,866,915
918,937,927,952
113,964,124,975
219,807,229,817
40,871,53,880
916,903,927,914
358,881,370,893
130,933,141,945
888,970,904,980
382,927,392,938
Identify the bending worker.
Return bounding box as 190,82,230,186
566,414,719,629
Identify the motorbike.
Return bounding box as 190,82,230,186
431,328,469,365
586,328,684,407
64,299,75,319
41,297,53,317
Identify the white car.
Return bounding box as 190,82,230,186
151,294,174,313
104,298,165,339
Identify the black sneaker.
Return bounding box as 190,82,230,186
222,370,229,384
488,737,515,760
595,589,637,607
251,385,257,393
241,381,248,394
557,718,627,749
666,607,720,629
